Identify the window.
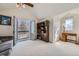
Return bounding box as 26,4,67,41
65,17,73,32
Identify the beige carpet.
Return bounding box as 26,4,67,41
10,40,79,56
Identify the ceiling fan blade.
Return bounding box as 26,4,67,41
24,3,34,7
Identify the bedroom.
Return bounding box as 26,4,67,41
0,3,79,56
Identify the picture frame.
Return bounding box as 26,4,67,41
0,15,11,25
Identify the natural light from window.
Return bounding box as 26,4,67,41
65,17,73,32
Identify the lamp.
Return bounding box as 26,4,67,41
16,3,26,8
22,3,26,8
16,3,21,8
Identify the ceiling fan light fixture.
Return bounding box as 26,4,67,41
16,3,21,8
16,3,34,8
22,4,26,8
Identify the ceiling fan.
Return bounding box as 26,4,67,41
16,3,34,8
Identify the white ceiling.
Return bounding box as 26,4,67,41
0,3,79,18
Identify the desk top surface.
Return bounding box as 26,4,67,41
62,32,77,35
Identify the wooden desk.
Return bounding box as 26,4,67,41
62,32,77,44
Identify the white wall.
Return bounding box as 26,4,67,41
1,4,79,43
53,7,79,42
0,11,13,36
37,7,79,43
53,17,61,42
0,8,36,36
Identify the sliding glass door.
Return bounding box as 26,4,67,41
14,17,31,44
13,17,36,45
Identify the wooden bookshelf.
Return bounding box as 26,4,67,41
37,20,49,42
